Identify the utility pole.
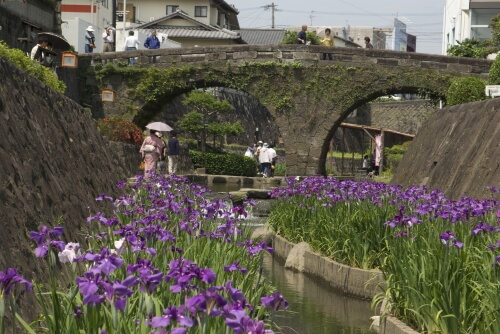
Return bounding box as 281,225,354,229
309,11,316,26
264,3,277,29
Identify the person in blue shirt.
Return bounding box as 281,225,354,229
167,131,180,175
297,25,307,45
144,29,161,63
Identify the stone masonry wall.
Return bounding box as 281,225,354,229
351,100,438,135
0,57,134,320
392,98,500,200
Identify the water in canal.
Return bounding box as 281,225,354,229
205,182,376,333
262,254,375,334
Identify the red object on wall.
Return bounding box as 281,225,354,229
61,4,96,13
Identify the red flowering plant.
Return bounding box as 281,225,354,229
97,117,143,146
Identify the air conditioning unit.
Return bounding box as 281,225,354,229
149,17,155,22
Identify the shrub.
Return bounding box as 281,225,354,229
489,54,500,85
190,151,257,176
446,38,491,58
446,76,486,106
96,117,143,145
0,41,66,93
280,30,321,45
384,141,412,172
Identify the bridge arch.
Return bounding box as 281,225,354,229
81,45,492,176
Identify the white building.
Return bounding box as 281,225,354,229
443,0,500,54
61,0,242,52
61,0,113,53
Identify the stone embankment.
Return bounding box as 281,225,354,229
392,98,500,200
252,227,419,334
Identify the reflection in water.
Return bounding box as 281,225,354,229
262,254,375,334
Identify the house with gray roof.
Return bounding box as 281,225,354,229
235,29,287,45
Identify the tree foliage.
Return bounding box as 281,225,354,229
0,41,66,93
446,38,491,58
446,76,487,106
447,14,500,58
488,54,500,84
280,30,321,45
179,90,242,148
489,14,500,46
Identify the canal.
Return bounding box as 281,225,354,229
262,252,375,334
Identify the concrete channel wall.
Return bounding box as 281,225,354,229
254,230,420,334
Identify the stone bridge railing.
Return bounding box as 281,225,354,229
77,44,492,77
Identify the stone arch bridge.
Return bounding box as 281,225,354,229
78,45,492,176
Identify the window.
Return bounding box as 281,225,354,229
470,9,496,40
195,6,207,17
166,5,179,15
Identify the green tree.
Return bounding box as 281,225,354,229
446,38,491,58
488,54,500,84
280,30,321,45
446,76,486,106
489,14,500,46
179,90,240,153
207,121,244,147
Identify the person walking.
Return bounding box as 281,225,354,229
167,131,180,175
144,29,161,63
140,130,165,178
259,143,272,178
84,26,96,53
297,25,308,45
320,28,334,60
124,30,140,65
102,26,115,52
254,141,263,175
268,144,277,177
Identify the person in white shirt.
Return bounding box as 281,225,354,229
124,30,140,65
268,144,277,177
259,143,273,178
102,26,115,52
30,38,48,62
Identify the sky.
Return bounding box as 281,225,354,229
228,0,445,54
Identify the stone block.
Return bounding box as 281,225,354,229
181,54,207,62
232,51,258,59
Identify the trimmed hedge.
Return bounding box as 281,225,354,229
190,151,257,177
446,76,486,106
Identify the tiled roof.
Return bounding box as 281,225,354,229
137,10,243,42
139,27,242,40
235,29,286,45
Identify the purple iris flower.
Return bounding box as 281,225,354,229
150,305,193,328
224,261,248,275
76,272,101,301
29,226,65,258
471,222,495,235
95,194,114,202
0,268,32,296
224,309,273,334
261,291,289,311
439,230,464,249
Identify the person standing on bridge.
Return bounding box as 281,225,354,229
124,30,140,65
144,29,161,63
320,28,334,60
297,25,308,45
84,26,96,53
364,36,373,49
102,26,115,52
